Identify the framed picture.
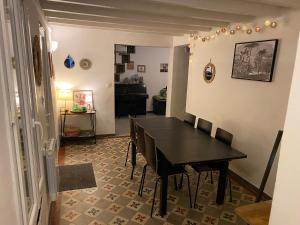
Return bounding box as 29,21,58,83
160,63,168,72
127,61,134,70
137,65,146,73
231,39,278,82
73,90,94,110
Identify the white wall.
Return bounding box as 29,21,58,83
185,10,300,195
269,32,300,225
117,46,170,111
51,24,173,135
169,45,189,120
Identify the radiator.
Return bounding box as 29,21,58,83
45,138,58,201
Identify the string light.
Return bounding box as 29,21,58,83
190,18,278,44
221,27,227,33
270,21,277,28
255,26,262,32
264,20,271,26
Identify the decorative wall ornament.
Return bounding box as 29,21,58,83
80,58,92,70
32,35,42,86
127,61,134,70
160,63,168,72
64,55,75,69
137,65,146,73
203,60,216,83
231,39,278,82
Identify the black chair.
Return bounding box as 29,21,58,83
195,118,214,184
192,127,234,207
184,113,196,127
140,132,192,217
215,128,234,202
130,124,146,179
125,116,136,167
197,118,213,135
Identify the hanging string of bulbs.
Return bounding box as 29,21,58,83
189,19,278,43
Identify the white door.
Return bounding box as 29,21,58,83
0,0,50,224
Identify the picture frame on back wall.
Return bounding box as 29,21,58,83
231,39,278,82
73,90,94,112
137,65,146,73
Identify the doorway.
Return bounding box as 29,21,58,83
114,44,170,135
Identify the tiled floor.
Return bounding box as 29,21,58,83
56,137,253,225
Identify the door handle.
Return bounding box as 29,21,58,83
34,121,44,144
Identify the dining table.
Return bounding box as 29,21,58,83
132,117,247,217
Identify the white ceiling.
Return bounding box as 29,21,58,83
41,0,298,36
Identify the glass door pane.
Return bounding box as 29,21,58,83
3,0,34,214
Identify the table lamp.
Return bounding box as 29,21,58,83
57,89,72,112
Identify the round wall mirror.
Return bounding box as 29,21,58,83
203,62,216,83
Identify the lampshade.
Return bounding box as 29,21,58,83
57,89,72,101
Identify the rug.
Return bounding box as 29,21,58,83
58,163,97,192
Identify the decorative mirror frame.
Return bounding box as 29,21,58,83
203,60,216,83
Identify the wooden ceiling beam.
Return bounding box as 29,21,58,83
48,17,185,36
149,0,286,17
47,0,255,22
45,11,211,32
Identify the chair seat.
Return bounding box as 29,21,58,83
235,200,272,225
191,163,220,173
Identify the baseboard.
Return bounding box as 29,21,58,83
96,134,129,139
228,169,272,201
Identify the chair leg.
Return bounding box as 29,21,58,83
151,177,160,218
194,172,201,208
140,165,147,196
210,171,214,184
179,173,184,189
184,173,192,208
228,177,233,202
124,141,131,167
174,175,178,191
130,165,135,180
138,165,147,196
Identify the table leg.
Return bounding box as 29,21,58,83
216,161,229,204
159,175,168,217
130,142,136,179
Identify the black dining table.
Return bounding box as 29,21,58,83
132,117,247,217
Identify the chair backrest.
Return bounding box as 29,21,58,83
184,113,196,127
215,128,233,146
197,118,213,135
136,124,145,156
144,132,158,174
256,130,283,202
129,116,136,142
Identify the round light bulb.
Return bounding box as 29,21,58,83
230,30,235,35
236,25,241,31
221,27,227,33
211,34,216,39
202,38,206,42
242,25,248,31
216,30,221,35
246,28,252,34
255,26,262,32
270,21,277,28
206,36,210,40
264,20,271,27
190,33,194,38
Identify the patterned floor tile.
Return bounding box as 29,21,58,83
84,195,100,205
131,212,149,224
107,203,124,214
88,220,107,225
61,210,81,222
109,216,128,225
84,207,102,218
127,200,144,211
